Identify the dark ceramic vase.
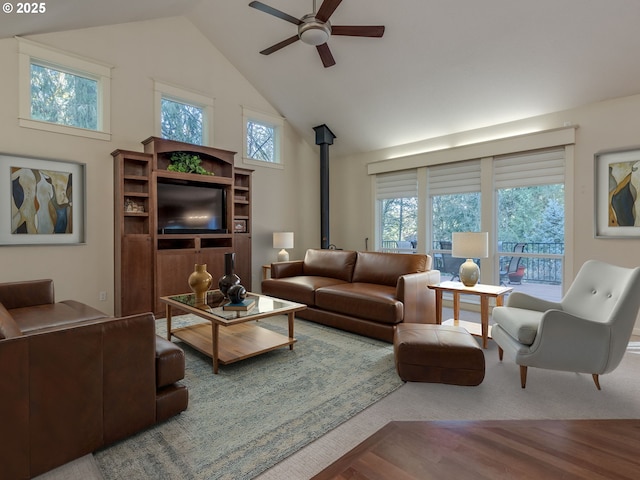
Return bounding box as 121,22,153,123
218,253,241,297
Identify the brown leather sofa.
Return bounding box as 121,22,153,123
262,249,441,342
0,279,188,480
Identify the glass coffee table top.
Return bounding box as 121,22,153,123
165,289,304,322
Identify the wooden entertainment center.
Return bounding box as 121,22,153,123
112,137,252,317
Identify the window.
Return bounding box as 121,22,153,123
376,170,418,252
371,129,572,302
154,81,213,146
428,161,481,280
494,149,565,294
30,63,98,130
18,38,112,140
161,97,204,145
243,107,284,168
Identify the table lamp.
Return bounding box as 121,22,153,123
452,232,488,287
273,232,294,262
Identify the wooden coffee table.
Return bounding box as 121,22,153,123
161,290,306,373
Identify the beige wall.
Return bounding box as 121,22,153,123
0,17,319,314
331,94,640,270
330,94,640,328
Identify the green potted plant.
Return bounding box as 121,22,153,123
167,152,214,175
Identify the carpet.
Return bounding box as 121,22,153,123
93,315,402,480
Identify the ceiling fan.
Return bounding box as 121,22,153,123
249,0,385,68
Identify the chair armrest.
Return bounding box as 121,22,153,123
397,270,441,324
271,260,304,279
528,310,612,373
506,291,562,312
0,279,54,310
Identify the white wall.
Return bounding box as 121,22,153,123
0,17,319,314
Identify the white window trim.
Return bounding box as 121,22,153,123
154,80,214,146
242,106,284,169
17,37,112,141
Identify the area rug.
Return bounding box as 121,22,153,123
93,315,402,480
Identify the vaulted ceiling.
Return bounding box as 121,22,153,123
3,0,640,157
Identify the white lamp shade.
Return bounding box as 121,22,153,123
273,232,294,249
452,232,488,259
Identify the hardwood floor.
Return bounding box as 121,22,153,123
311,419,640,479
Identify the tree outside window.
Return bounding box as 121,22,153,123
431,192,481,248
247,120,276,162
161,97,204,146
30,63,98,130
380,197,417,251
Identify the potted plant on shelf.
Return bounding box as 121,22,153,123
167,152,214,175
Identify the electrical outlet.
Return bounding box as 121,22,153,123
99,291,107,302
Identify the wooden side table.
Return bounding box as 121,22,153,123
262,264,271,280
428,281,513,348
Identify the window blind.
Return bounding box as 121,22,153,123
376,169,418,199
494,148,564,188
428,160,481,196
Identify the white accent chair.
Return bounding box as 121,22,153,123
492,260,640,389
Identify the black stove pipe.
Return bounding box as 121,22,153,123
313,124,336,249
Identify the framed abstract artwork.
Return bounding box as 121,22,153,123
594,146,640,238
0,154,86,245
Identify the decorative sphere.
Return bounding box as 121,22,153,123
227,284,247,304
218,273,241,297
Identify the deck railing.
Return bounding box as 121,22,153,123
382,240,564,284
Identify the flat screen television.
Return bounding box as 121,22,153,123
157,180,227,234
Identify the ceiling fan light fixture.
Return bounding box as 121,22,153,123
299,15,331,46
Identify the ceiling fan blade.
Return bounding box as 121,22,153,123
249,1,302,25
260,35,300,55
316,43,336,68
331,25,385,37
315,0,343,23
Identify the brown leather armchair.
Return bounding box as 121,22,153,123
0,279,188,479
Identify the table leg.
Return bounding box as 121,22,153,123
435,291,443,324
480,295,489,349
453,292,461,320
166,304,172,341
288,312,295,350
212,323,220,374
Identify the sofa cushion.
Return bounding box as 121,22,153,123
492,307,542,346
9,301,108,334
0,303,23,339
303,249,357,282
352,252,428,286
262,276,348,306
316,283,403,324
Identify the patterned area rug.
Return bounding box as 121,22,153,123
94,315,402,480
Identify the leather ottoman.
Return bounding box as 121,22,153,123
393,323,485,386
